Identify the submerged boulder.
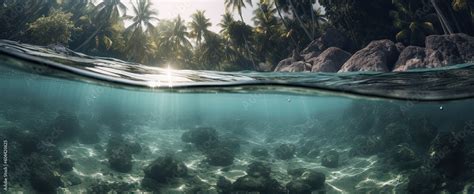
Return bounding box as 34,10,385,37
232,161,285,193
275,144,296,160
428,132,465,178
407,168,443,194
247,161,272,178
143,155,188,183
216,176,233,194
29,155,63,193
286,169,326,194
310,47,352,72
106,135,141,173
59,158,74,172
339,39,400,72
321,150,339,168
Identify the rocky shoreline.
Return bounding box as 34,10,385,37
275,29,474,73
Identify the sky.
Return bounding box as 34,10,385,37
124,0,257,32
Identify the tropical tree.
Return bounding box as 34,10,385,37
26,10,78,46
189,10,212,46
124,0,159,64
156,16,192,67
391,0,437,46
75,0,127,50
224,0,252,22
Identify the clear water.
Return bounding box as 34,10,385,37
1,41,474,193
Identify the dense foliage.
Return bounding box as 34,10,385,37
0,0,472,70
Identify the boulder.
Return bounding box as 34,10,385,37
143,155,188,183
407,168,443,194
29,155,63,193
274,58,295,72
232,175,285,193
339,39,400,72
106,135,135,173
275,144,296,160
59,158,74,172
286,180,312,194
246,161,271,178
286,169,326,194
216,176,232,194
393,46,427,71
425,33,474,67
276,61,311,72
321,150,339,168
428,132,465,178
310,47,352,72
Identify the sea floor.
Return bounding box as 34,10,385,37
1,102,474,194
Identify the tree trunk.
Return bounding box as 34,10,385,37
75,23,105,51
274,1,299,49
431,0,453,34
287,0,313,41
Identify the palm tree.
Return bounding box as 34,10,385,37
219,12,236,40
189,10,212,46
125,0,158,35
75,0,127,50
224,0,252,22
125,0,159,64
391,0,437,46
157,16,192,64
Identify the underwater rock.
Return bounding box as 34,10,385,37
251,147,270,158
29,155,63,193
339,39,400,72
88,181,137,193
247,161,271,178
50,112,81,143
59,158,74,172
286,180,312,194
321,150,339,168
220,136,241,153
181,127,219,149
232,161,285,193
205,147,235,166
232,175,285,194
141,178,161,191
143,154,188,183
216,176,232,194
300,170,325,189
382,123,410,146
286,169,326,194
310,47,352,73
287,168,307,177
274,144,296,160
407,168,443,194
106,136,134,173
388,144,421,170
428,132,465,178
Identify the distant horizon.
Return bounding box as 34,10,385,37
123,0,257,32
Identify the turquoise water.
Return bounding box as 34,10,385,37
0,41,474,193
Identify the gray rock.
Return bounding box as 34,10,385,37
274,58,295,72
276,61,311,72
425,33,474,67
303,51,320,61
393,46,426,71
310,47,352,72
339,39,400,72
